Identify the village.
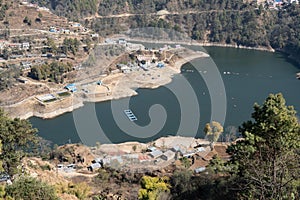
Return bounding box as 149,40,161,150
0,1,99,73
47,136,229,177
19,38,183,103
264,0,299,9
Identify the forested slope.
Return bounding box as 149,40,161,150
32,0,300,63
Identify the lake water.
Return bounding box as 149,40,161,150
29,47,300,146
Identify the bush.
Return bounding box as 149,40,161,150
5,176,59,200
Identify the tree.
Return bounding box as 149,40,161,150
46,37,58,54
227,93,300,199
138,176,170,200
170,169,194,199
23,16,29,24
5,176,59,200
224,125,238,142
38,12,43,18
1,48,10,60
0,109,38,175
204,121,223,150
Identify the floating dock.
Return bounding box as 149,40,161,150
124,110,137,121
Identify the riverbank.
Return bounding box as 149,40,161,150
3,48,208,120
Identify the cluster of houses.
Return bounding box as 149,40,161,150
108,39,173,74
0,41,30,51
265,0,299,9
87,144,210,173
21,1,50,12
49,21,90,35
57,163,77,173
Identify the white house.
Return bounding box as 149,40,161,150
161,150,175,161
149,150,163,159
22,42,30,50
194,167,206,173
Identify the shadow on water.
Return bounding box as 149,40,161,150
275,51,300,70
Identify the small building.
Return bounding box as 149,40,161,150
147,146,157,152
63,29,70,34
171,145,186,155
138,154,150,162
9,43,22,50
183,152,196,158
38,7,50,11
49,27,57,33
157,62,165,68
10,55,23,59
91,33,99,38
149,150,163,159
72,23,81,27
93,158,102,164
111,156,123,165
105,39,115,44
36,94,57,102
16,78,28,84
196,147,205,152
65,83,77,92
57,53,67,58
110,69,120,74
102,157,111,166
22,42,30,50
117,64,131,73
21,61,31,70
121,65,131,73
57,164,64,170
67,164,76,169
194,167,206,173
161,150,175,161
0,173,10,182
0,40,8,50
118,38,127,45
87,163,101,172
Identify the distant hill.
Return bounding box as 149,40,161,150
23,1,300,64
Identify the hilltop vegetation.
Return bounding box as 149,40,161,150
31,0,300,63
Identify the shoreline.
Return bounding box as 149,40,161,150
124,37,275,52
4,50,207,120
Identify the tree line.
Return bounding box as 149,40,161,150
29,61,73,83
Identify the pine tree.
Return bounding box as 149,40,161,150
227,93,300,199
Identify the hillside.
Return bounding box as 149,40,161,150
31,0,300,64
0,1,99,98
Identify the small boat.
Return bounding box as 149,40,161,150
296,73,300,79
